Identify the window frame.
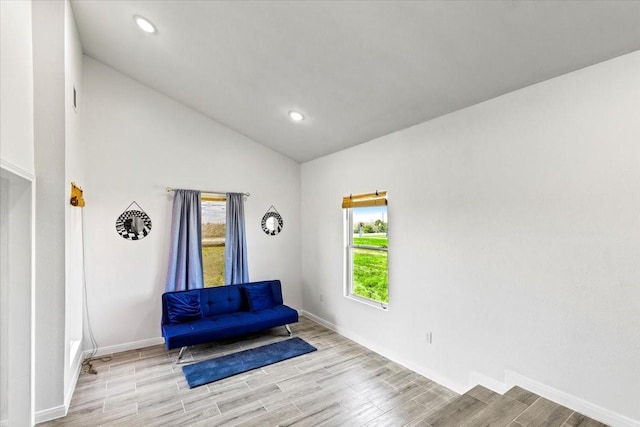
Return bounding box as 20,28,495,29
344,206,389,310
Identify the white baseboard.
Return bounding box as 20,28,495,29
469,371,509,395
82,337,165,359
34,345,84,425
299,310,468,394
34,404,66,425
504,371,640,427
65,346,84,409
299,311,640,427
33,316,640,427
35,337,165,425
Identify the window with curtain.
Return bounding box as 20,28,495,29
200,192,250,286
343,191,388,306
201,195,226,287
165,189,203,292
166,190,248,290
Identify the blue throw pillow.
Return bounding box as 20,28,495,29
244,283,275,312
166,291,203,324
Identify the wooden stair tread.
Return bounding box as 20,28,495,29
461,395,528,427
424,394,487,427
465,385,501,405
504,386,540,407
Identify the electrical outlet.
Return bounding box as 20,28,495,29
320,293,323,302
425,332,432,344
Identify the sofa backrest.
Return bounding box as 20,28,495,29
161,279,284,325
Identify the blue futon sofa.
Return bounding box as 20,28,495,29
161,280,298,361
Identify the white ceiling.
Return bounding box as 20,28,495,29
70,1,640,163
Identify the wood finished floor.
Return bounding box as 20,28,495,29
38,316,608,427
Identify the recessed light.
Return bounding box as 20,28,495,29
289,111,304,121
134,15,157,34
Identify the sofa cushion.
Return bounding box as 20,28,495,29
244,283,275,312
162,305,299,349
200,285,246,317
165,291,203,324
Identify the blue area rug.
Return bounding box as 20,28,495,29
182,337,317,388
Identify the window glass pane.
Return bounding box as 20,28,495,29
349,205,388,304
202,200,225,286
352,247,388,303
353,206,388,248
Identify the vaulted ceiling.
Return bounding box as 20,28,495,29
71,1,640,162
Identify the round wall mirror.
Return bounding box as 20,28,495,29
261,211,283,235
116,209,152,240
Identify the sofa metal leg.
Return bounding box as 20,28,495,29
176,346,188,363
285,324,293,337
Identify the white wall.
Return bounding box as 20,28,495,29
0,0,35,175
80,57,301,352
0,177,6,427
32,0,66,418
1,177,9,426
4,1,89,422
301,51,640,424
1,1,36,425
0,171,34,427
63,0,85,409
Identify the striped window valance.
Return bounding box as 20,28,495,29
341,191,387,208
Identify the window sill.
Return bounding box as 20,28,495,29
345,294,388,311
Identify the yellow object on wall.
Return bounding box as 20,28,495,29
70,182,85,207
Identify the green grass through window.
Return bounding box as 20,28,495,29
352,233,388,303
353,235,388,247
202,246,225,287
202,221,226,287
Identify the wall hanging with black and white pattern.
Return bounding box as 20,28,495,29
115,201,152,240
261,205,283,236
